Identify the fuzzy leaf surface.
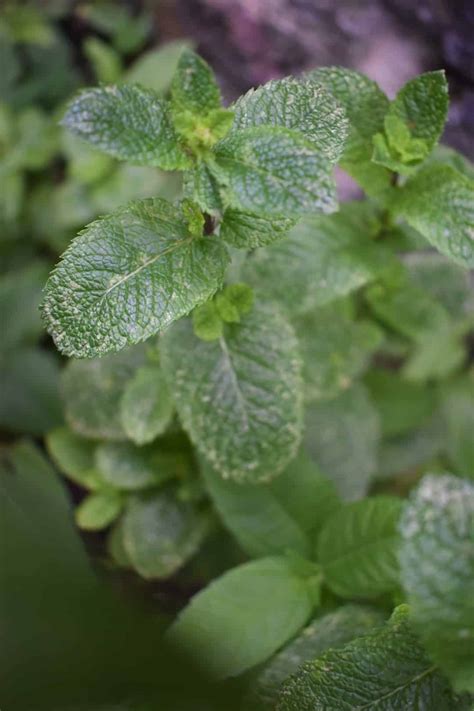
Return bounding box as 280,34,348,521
399,474,474,692
230,77,348,162
278,606,465,710
220,208,296,249
120,364,174,445
62,84,190,169
161,305,303,483
42,198,229,357
171,49,221,116
214,126,337,216
393,164,474,268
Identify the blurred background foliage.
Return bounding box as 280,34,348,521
1,2,473,709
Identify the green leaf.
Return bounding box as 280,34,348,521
46,426,102,490
278,605,465,710
192,300,223,341
124,40,192,93
404,252,472,318
161,304,303,484
243,605,385,711
441,374,474,479
392,164,474,268
378,414,445,479
61,346,146,440
295,305,383,402
306,67,391,200
171,49,221,116
95,441,179,490
122,489,211,579
42,198,230,357
83,36,122,83
222,283,254,316
389,71,448,154
61,84,191,170
317,496,403,599
214,126,337,216
230,77,348,162
0,260,49,352
201,450,339,559
243,202,393,315
167,556,316,679
365,274,449,343
107,519,132,569
365,369,436,437
120,364,174,445
399,474,474,692
304,384,380,500
183,162,223,213
220,208,296,249
0,348,62,435
402,323,465,382
75,490,123,531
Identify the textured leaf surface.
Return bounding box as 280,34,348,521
62,84,190,169
404,252,472,318
61,346,146,440
202,450,339,559
318,496,403,599
306,67,391,199
230,77,348,162
161,305,303,483
214,126,337,216
278,605,464,710
122,490,211,579
393,164,474,268
167,556,315,679
244,605,385,711
399,474,474,692
304,384,380,500
220,208,296,249
42,198,229,357
46,426,102,490
243,202,392,315
183,162,223,213
120,364,174,445
95,441,177,490
441,374,474,479
171,49,221,116
295,305,382,402
389,71,448,152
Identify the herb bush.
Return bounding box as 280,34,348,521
2,25,474,709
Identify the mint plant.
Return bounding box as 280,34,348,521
41,50,474,708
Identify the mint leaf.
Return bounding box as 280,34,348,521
46,426,102,491
120,364,174,445
95,441,177,490
304,384,380,500
202,450,339,559
214,126,337,216
318,496,403,599
75,490,123,531
122,490,211,579
124,41,191,93
244,605,384,711
243,202,393,315
220,209,296,249
42,198,229,357
230,77,348,162
365,370,436,438
402,323,465,382
107,519,131,569
405,252,472,318
161,304,303,483
441,374,474,479
61,346,146,440
399,475,474,692
167,556,316,679
183,162,223,213
392,164,474,268
171,49,221,116
192,300,223,341
0,261,49,353
295,304,382,402
306,67,391,200
378,414,445,480
389,71,448,154
278,605,464,710
62,84,191,169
